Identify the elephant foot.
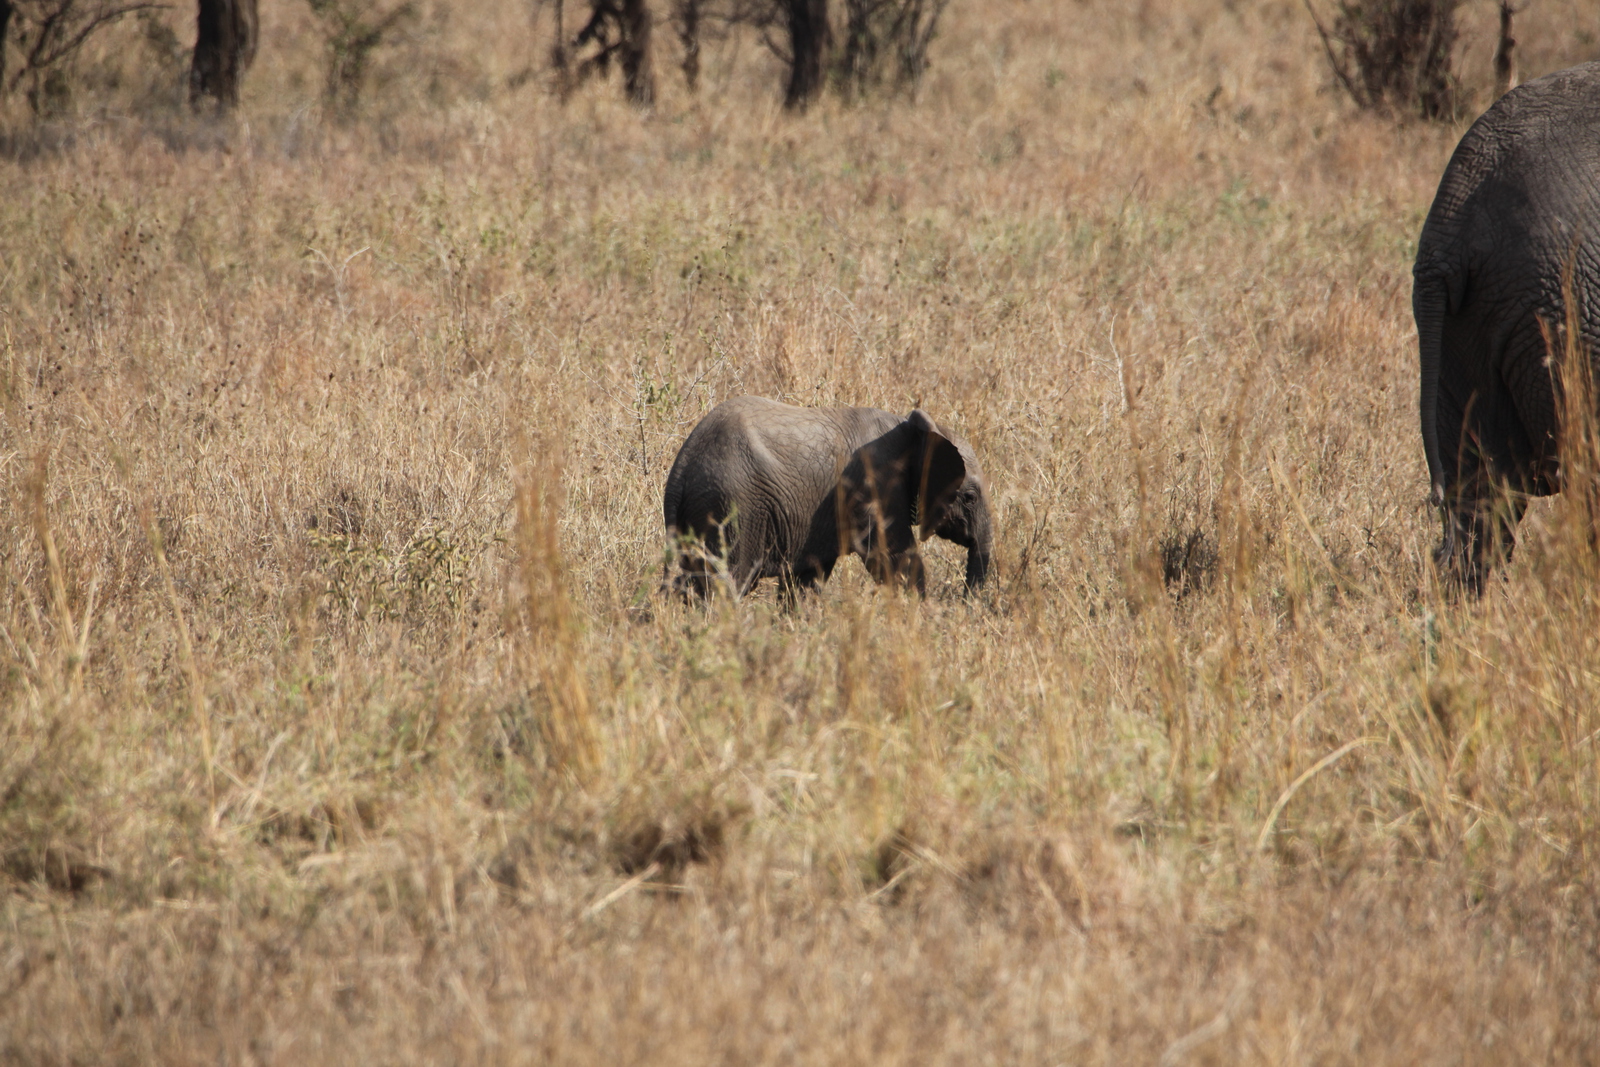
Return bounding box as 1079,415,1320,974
673,572,715,601
1434,539,1491,597
1435,500,1522,597
864,551,927,596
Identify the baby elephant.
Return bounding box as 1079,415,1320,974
663,396,993,597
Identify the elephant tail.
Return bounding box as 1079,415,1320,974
663,466,684,538
1413,267,1450,508
661,450,691,593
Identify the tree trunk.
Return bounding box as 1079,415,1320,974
0,0,12,93
1492,2,1517,100
551,0,574,97
190,0,259,109
675,0,699,92
620,0,655,105
840,0,874,96
783,0,829,110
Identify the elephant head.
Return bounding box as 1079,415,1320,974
838,409,993,592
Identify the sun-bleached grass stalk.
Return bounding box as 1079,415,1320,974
1551,267,1600,578
514,450,601,782
1526,266,1600,867
138,474,218,826
24,453,99,697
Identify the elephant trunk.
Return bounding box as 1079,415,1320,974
964,548,990,588
964,516,993,589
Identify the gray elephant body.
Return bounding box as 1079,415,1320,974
662,396,992,596
1415,61,1600,586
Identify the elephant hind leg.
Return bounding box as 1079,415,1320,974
1438,483,1526,596
1435,383,1531,594
670,560,717,601
775,570,807,609
862,549,927,596
672,503,774,599
896,552,928,596
666,521,735,601
777,557,833,607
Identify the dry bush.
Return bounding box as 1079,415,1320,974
306,0,418,114
566,0,656,104
835,0,946,97
1307,0,1465,119
3,0,1600,1062
1,0,160,113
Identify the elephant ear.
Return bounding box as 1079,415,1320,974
905,409,968,540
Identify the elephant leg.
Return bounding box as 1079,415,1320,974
676,568,716,600
1445,491,1525,595
897,552,927,596
676,510,759,598
777,558,831,606
667,547,716,601
863,550,926,595
776,570,807,608
667,518,746,600
860,546,895,586
1442,340,1550,592
1435,382,1528,593
1439,439,1526,595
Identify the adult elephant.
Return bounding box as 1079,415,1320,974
1415,61,1600,590
662,396,993,598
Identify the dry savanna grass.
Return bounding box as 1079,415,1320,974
4,0,1600,1062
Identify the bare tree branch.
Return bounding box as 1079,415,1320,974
5,0,166,100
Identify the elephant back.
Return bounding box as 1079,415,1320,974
1418,61,1600,294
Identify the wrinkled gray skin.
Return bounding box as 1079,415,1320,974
662,396,993,597
1416,61,1600,591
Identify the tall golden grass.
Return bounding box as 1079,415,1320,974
3,0,1600,1061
